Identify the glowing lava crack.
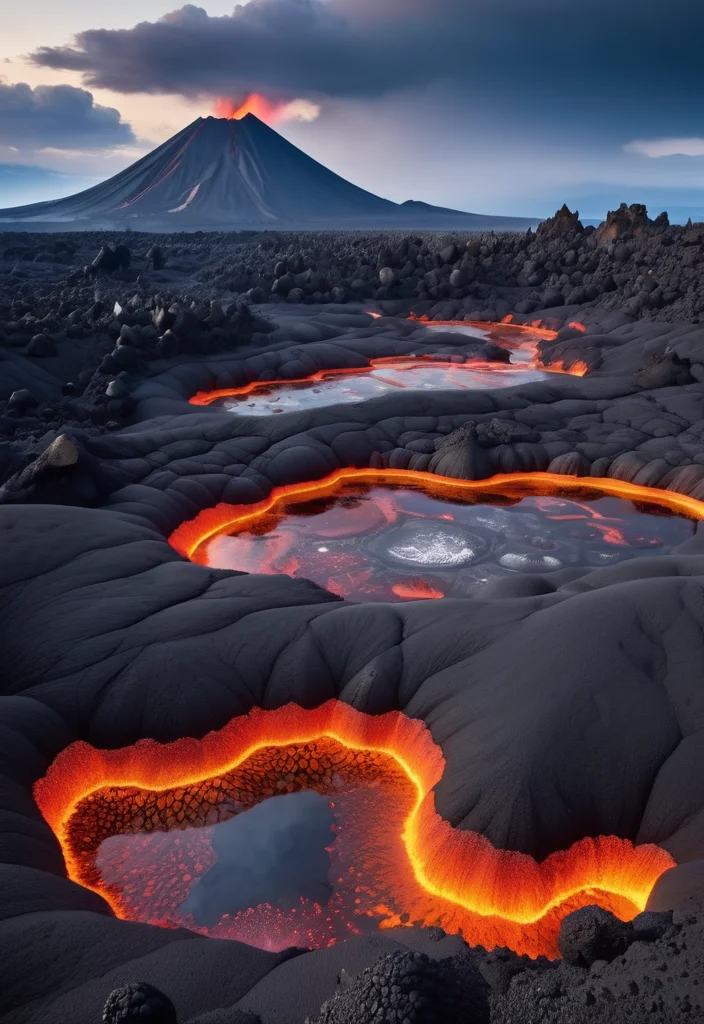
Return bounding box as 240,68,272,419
35,701,674,959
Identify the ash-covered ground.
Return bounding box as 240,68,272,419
4,204,704,1024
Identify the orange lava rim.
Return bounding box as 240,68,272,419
189,355,550,407
34,700,675,958
169,468,704,564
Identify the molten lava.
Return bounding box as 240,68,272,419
35,701,674,959
406,316,588,375
214,94,279,122
168,470,701,602
190,322,585,415
189,356,548,410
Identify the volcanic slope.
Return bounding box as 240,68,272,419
0,115,537,231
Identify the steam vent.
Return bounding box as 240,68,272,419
6,203,704,1022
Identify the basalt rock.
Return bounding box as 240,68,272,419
547,451,591,476
7,388,38,412
91,245,120,276
537,204,584,237
558,907,633,967
596,203,653,244
0,433,115,506
146,245,166,271
25,333,57,357
633,351,693,389
103,983,177,1024
308,950,489,1024
429,438,492,479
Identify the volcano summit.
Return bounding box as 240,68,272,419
0,115,538,231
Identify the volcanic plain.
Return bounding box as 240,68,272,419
3,207,704,1024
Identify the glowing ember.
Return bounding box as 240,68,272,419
190,356,550,414
169,471,701,602
35,700,674,959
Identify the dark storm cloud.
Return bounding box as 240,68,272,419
28,0,704,136
0,80,135,150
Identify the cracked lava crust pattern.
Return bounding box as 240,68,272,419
35,701,674,960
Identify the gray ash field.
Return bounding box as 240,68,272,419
3,208,704,1024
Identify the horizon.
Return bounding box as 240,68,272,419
2,0,703,220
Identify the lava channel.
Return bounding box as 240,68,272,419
168,470,702,602
35,700,674,959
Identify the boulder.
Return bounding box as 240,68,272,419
558,906,632,967
102,982,176,1023
25,334,57,358
7,389,38,412
379,267,395,287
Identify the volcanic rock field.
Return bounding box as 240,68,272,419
4,208,704,1024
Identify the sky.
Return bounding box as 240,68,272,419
2,0,704,219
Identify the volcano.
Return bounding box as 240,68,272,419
0,115,538,231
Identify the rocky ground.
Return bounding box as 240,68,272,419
3,205,704,1023
2,202,704,479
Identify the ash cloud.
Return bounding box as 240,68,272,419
0,80,135,152
27,0,704,134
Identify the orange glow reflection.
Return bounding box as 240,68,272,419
391,581,444,600
35,700,674,959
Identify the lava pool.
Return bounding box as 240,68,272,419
35,700,674,959
169,470,702,602
190,357,551,415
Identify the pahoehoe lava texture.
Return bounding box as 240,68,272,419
4,227,704,1022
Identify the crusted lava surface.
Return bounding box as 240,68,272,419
4,215,704,1024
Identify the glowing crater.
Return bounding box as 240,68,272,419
35,700,675,958
169,470,702,602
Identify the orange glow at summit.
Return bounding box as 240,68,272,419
215,94,279,122
213,94,321,125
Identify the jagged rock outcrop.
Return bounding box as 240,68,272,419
596,203,655,244
537,204,584,237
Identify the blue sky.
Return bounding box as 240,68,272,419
2,0,704,219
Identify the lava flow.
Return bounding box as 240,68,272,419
189,355,549,411
34,700,674,959
406,315,589,375
168,469,702,602
189,321,585,413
